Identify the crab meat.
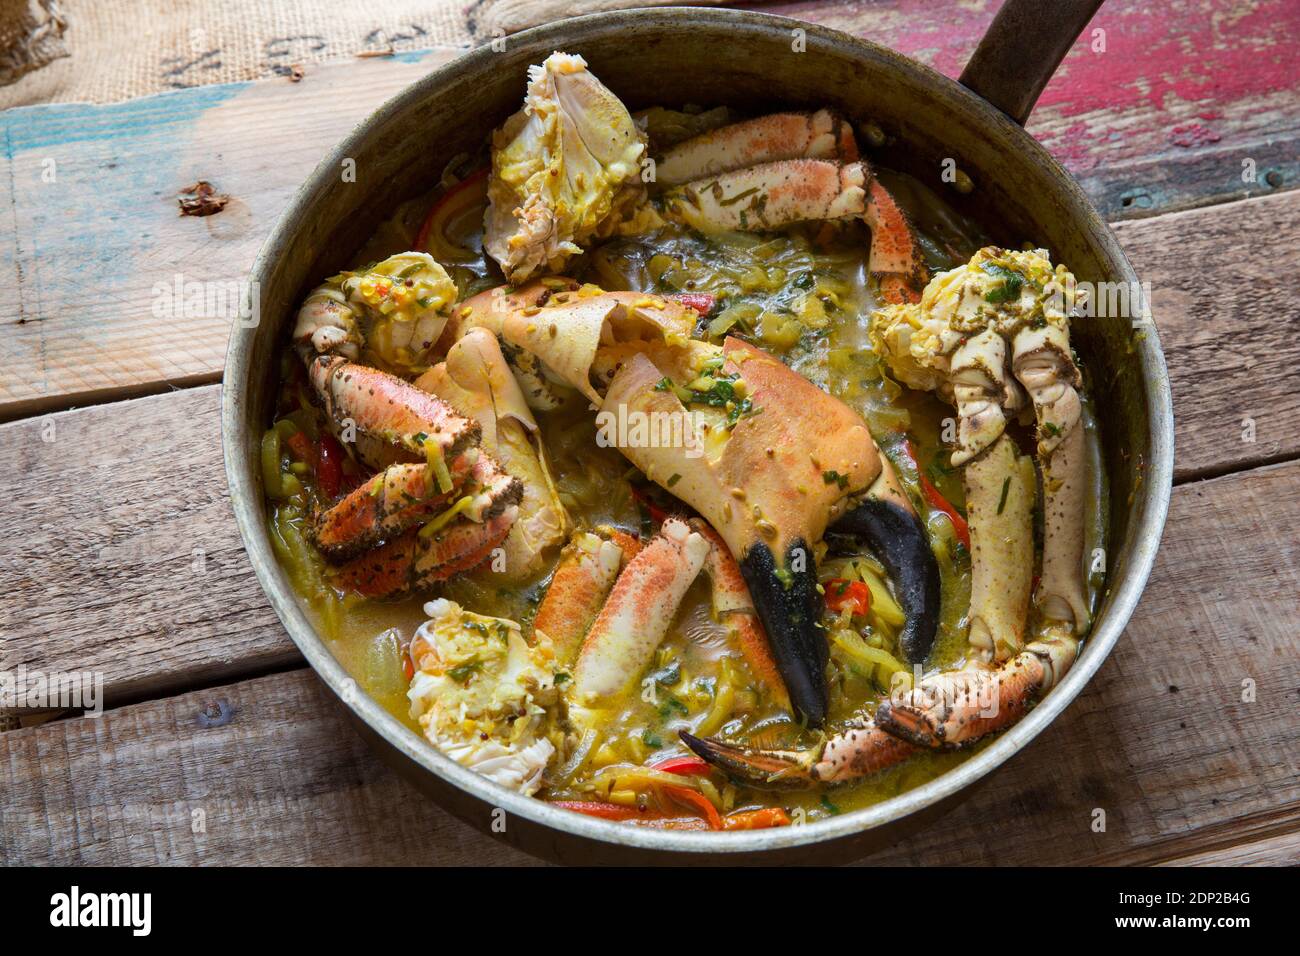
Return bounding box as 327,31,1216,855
485,53,648,283
407,599,559,794
294,252,458,372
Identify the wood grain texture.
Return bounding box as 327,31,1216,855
3,458,1297,865
2,0,1296,418
2,192,1296,707
1118,190,1300,480
0,48,457,420
0,385,300,707
768,0,1300,218
0,668,536,866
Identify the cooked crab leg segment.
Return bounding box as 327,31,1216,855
690,519,789,709
656,108,858,185
681,718,912,789
314,453,517,561
571,518,710,704
309,356,480,462
533,531,625,667
863,178,928,303
416,328,570,578
876,625,1080,749
964,436,1036,661
1013,324,1090,634
332,505,519,598
664,159,867,234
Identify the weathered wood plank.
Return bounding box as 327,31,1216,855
0,48,457,420
2,0,1296,418
0,385,297,706
1161,828,1300,867
0,668,537,866
3,456,1296,864
2,192,1297,708
769,0,1300,219
1117,190,1300,480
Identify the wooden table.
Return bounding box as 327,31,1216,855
2,0,1297,866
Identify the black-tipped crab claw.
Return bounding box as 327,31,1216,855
601,336,939,726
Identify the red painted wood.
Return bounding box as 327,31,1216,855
757,0,1299,214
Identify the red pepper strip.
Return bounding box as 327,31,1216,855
285,431,314,463
549,801,647,821
899,437,970,549
918,474,970,548
723,807,792,831
629,485,672,525
415,167,490,253
672,292,716,316
650,755,712,776
662,784,723,830
824,578,871,617
401,649,415,683
317,433,345,500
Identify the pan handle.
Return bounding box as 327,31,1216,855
958,0,1105,125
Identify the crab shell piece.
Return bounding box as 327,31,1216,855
570,517,711,705
416,328,570,579
484,52,647,283
655,108,859,185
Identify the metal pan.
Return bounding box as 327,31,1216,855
223,1,1173,863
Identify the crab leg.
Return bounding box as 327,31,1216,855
331,505,520,598
875,625,1080,748
682,718,912,789
314,453,517,561
656,108,858,185
309,355,479,462
1013,324,1090,634
690,519,789,709
571,518,711,704
946,329,1037,662
533,530,626,667
663,159,867,234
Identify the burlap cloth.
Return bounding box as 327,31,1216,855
0,0,725,110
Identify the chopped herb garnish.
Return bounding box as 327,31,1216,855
447,659,482,683
666,473,681,488
658,696,689,720
641,729,664,749
553,672,571,686
822,469,850,489
980,261,1024,304
820,795,841,815
997,476,1011,515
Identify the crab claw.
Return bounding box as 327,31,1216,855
830,493,940,664
680,718,913,789
678,732,817,790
